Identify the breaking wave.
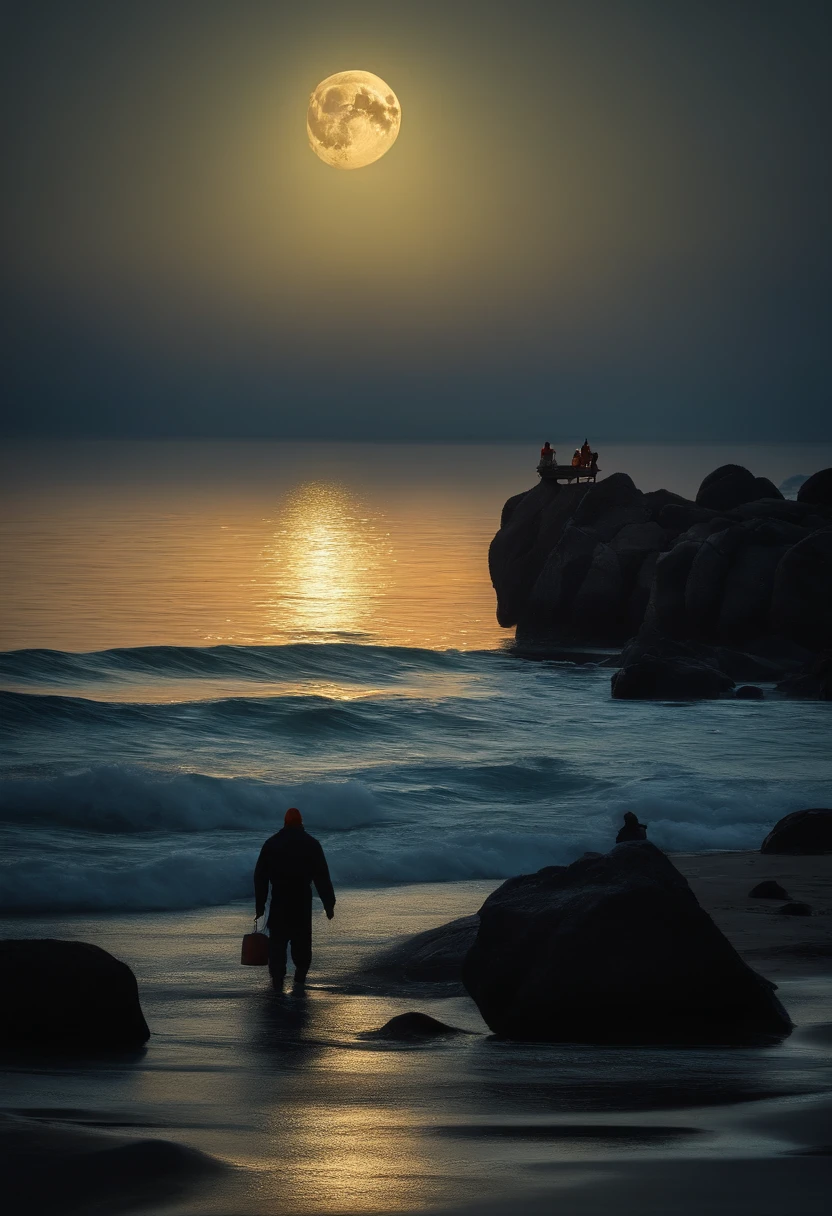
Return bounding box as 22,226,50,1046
0,771,817,912
0,766,383,834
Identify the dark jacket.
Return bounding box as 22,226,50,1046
254,826,336,921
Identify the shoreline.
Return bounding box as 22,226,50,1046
2,849,831,1215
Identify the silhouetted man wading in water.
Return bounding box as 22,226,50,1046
254,807,336,990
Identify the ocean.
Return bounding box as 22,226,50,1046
2,439,832,917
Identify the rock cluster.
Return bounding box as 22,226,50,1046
489,465,832,698
462,843,792,1043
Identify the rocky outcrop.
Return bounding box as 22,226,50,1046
761,810,832,855
461,843,792,1043
0,940,150,1047
490,463,832,696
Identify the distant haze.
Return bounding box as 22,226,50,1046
2,1,830,440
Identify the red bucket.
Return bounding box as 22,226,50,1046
241,921,269,966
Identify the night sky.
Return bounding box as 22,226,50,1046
2,1,830,440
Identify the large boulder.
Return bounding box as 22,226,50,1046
515,479,652,643
712,646,792,681
696,465,760,511
627,549,660,635
0,940,150,1047
751,477,785,501
643,488,694,521
489,482,589,626
761,810,832,855
657,502,722,535
462,844,791,1042
770,529,832,649
363,915,479,983
648,539,702,637
684,523,749,637
571,472,644,529
611,632,734,700
717,543,788,642
715,520,805,643
797,468,832,507
776,650,832,699
569,543,624,638
734,498,816,523
525,522,601,635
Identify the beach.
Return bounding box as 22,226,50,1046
3,850,832,1215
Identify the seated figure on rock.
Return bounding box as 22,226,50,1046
616,811,648,843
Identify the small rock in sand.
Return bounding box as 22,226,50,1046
360,1012,472,1041
749,881,790,900
779,902,813,917
736,685,765,699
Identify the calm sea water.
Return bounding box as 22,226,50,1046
1,440,831,914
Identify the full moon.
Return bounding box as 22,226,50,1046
307,70,401,170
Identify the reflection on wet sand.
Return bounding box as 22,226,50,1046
3,902,832,1216
230,988,458,1213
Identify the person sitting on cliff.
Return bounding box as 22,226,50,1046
616,811,648,843
571,449,581,468
539,441,555,466
580,439,593,467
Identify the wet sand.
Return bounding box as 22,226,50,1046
672,850,832,978
2,850,831,1215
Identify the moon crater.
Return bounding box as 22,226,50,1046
307,71,400,170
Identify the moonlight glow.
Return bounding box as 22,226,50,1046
307,70,401,170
